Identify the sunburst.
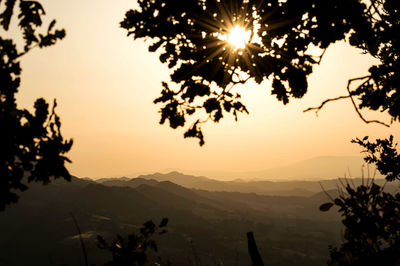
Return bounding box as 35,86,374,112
227,26,251,50
174,1,266,83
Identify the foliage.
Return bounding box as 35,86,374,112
348,0,400,121
0,0,72,211
320,181,400,265
97,218,169,266
352,136,400,182
342,0,400,183
121,0,398,146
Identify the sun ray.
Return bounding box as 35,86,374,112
227,26,251,49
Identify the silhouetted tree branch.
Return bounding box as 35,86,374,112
122,0,398,146
122,0,375,145
304,75,390,127
0,0,72,210
303,95,351,115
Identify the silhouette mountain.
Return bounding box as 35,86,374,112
101,177,159,188
0,176,346,266
2,173,395,265
183,156,381,181
99,171,392,197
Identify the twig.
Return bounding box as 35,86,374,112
346,76,390,127
303,95,350,115
232,74,251,85
319,182,334,201
348,175,356,189
369,0,384,21
361,165,365,186
347,166,352,180
304,75,390,127
337,178,348,195
17,43,39,58
70,213,89,266
315,48,327,65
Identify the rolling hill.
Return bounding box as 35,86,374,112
171,156,382,181
0,176,346,266
99,171,394,197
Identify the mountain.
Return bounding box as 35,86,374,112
0,176,345,266
182,156,381,181
249,156,380,180
101,171,392,197
101,177,159,188
136,171,211,187
95,176,130,183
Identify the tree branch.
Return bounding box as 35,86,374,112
303,95,350,115
346,76,390,127
304,75,390,127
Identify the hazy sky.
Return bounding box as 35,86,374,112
14,0,400,178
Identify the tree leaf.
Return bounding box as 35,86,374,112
319,202,334,212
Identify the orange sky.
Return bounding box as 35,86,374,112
13,0,400,178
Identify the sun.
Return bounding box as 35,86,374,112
227,26,251,49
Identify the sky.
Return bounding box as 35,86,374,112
13,0,400,179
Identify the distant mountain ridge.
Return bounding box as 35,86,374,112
3,173,397,266
98,171,393,197
98,155,380,181
182,156,382,181
1,174,346,265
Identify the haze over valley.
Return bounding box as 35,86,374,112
1,157,396,265
98,155,381,182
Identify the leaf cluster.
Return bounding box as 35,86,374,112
97,218,169,266
121,0,374,145
349,0,400,121
352,136,400,182
0,0,71,211
320,181,400,265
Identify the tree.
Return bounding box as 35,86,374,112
320,180,400,265
97,218,169,266
121,0,399,148
0,0,72,211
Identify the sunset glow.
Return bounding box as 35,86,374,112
14,0,398,179
227,26,251,49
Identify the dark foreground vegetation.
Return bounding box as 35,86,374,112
0,175,345,265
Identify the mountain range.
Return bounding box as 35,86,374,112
151,156,381,181
1,167,395,266
98,170,394,197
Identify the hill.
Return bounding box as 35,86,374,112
100,171,394,197
180,156,382,181
0,176,345,266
